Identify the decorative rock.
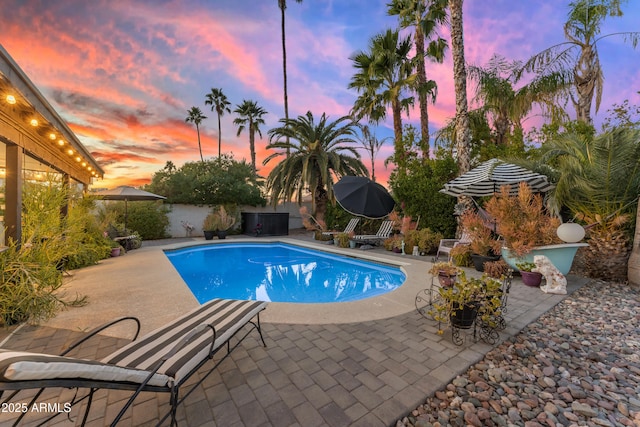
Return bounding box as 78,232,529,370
571,401,598,417
463,411,482,427
394,282,640,427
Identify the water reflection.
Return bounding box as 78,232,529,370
166,243,405,304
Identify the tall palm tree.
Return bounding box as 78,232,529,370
388,0,448,156
521,0,639,124
448,0,471,175
263,111,367,223
185,106,207,161
278,0,303,157
233,100,268,174
205,88,231,158
349,29,417,174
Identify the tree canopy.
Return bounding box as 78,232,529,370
145,155,266,206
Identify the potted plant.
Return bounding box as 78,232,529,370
429,271,503,333
429,261,460,287
450,244,472,267
516,261,543,287
348,231,358,248
336,232,350,248
460,210,500,271
417,228,444,256
202,213,217,240
211,205,236,239
484,181,589,274
383,235,403,252
109,240,122,257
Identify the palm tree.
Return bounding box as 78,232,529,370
540,127,640,280
448,0,471,175
233,100,268,174
521,0,639,124
388,0,448,156
185,106,207,161
354,124,390,182
278,0,303,157
349,29,417,174
467,55,568,147
263,111,367,223
205,88,231,158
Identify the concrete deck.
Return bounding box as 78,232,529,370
0,233,588,426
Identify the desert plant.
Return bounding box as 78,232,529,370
429,261,460,277
459,210,497,256
203,213,218,231
336,232,351,248
450,244,472,267
416,228,444,255
211,205,237,231
485,182,562,257
484,259,511,279
383,235,403,251
403,229,419,254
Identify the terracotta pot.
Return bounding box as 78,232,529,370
438,272,456,287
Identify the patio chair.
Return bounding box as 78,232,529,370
351,220,394,245
0,298,268,427
435,231,472,261
322,217,360,237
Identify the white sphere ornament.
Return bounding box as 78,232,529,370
557,222,585,243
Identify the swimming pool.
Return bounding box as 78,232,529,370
165,242,406,304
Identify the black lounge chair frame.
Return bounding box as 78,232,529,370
0,299,267,427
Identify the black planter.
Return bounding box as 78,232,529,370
217,230,228,239
470,254,501,272
203,230,215,240
450,302,479,329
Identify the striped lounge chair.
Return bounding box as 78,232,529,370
0,298,267,427
351,220,394,245
322,217,360,237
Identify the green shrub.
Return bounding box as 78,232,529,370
389,156,458,237
107,201,170,240
416,228,444,254
0,234,86,326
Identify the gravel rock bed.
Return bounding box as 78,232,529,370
397,280,640,427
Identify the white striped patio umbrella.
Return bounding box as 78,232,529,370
440,159,554,197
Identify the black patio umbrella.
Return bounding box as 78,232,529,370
334,176,395,219
440,158,555,197
93,185,166,230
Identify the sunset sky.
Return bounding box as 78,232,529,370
1,0,638,189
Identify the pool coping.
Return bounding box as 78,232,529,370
46,235,449,336
160,237,420,325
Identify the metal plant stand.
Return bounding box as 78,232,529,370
415,269,513,346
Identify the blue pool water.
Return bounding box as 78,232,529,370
165,242,406,303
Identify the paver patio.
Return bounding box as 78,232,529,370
0,236,587,426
